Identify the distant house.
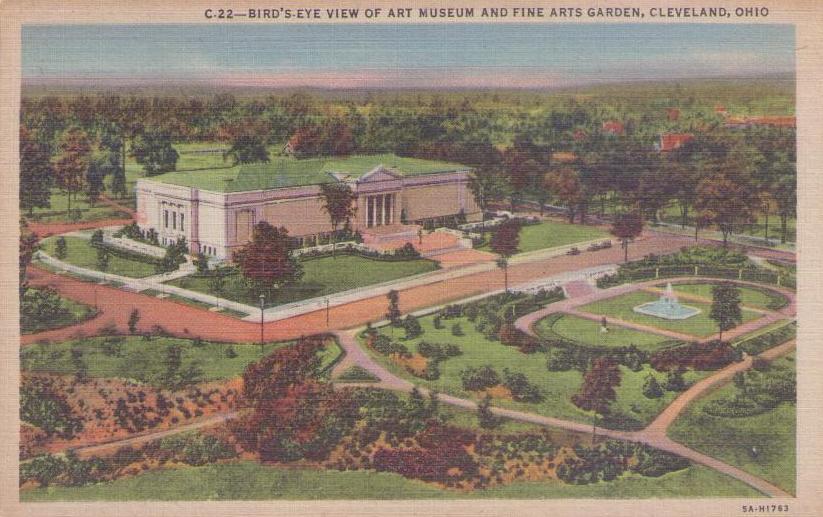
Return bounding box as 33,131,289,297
715,105,728,116
601,120,625,136
657,133,694,152
666,108,680,121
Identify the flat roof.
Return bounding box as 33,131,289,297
145,153,468,193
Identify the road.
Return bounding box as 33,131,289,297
24,230,693,345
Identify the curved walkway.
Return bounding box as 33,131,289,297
331,276,797,499
515,276,796,344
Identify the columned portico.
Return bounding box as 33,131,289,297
366,193,395,228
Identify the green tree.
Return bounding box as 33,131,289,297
87,161,105,206
131,129,179,175
642,374,664,399
477,394,500,429
96,247,110,272
771,157,796,244
128,308,140,334
54,236,67,260
20,218,39,292
19,126,53,215
319,182,357,257
53,127,92,218
710,282,743,341
490,219,520,292
224,134,270,165
386,290,401,326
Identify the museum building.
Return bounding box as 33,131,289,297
135,154,481,260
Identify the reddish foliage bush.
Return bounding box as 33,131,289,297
372,443,478,483
650,340,740,371
497,324,543,354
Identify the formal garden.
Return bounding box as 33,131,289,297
577,291,763,339
19,336,762,500
358,290,714,431
668,352,796,494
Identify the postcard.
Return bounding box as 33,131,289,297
1,0,821,515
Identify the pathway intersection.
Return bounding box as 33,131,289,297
22,220,798,498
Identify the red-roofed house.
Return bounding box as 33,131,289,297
601,120,625,136
666,108,680,121
658,133,695,152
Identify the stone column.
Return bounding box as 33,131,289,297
380,194,386,226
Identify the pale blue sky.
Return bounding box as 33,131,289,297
22,24,794,88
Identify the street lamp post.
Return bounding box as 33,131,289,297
259,294,265,354
325,297,330,328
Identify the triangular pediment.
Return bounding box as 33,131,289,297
357,165,402,183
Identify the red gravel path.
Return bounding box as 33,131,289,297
23,231,692,345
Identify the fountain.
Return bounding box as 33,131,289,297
633,282,701,320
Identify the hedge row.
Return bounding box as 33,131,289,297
735,321,797,356
90,241,166,267
597,265,792,290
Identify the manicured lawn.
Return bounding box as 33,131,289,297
168,254,438,308
668,353,796,494
41,236,158,278
362,315,707,430
668,282,787,310
578,291,762,338
20,288,97,334
19,461,760,501
534,313,672,352
26,190,129,223
480,220,608,254
21,336,343,385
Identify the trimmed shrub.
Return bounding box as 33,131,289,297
642,374,664,399
460,365,501,392
650,340,740,372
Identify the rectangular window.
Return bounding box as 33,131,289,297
180,213,185,232
164,210,169,228
172,212,177,230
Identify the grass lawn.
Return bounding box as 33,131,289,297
168,254,438,308
668,353,796,494
20,288,97,334
26,190,129,223
534,313,673,352
19,461,759,501
41,236,158,278
21,336,343,385
362,315,707,430
667,282,788,311
578,291,762,338
480,219,608,254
